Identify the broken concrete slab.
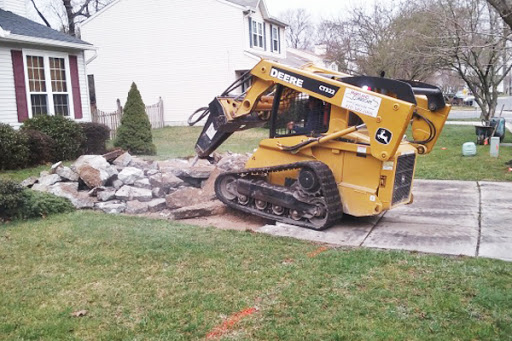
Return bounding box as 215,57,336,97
48,182,96,209
113,152,132,167
72,155,118,188
477,181,512,261
115,185,153,202
134,178,152,189
125,200,149,214
166,187,207,209
56,166,79,182
20,176,38,188
148,198,167,212
170,200,227,220
118,167,144,185
201,167,221,200
38,174,62,186
50,161,63,174
95,201,126,214
97,189,116,202
257,215,380,247
362,221,478,257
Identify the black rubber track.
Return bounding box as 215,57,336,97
215,161,343,230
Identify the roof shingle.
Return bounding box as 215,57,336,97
0,8,90,46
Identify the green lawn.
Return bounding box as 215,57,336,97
415,125,512,181
1,211,511,340
2,125,511,182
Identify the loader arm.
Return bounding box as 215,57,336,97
194,59,448,160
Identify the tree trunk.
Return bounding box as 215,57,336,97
63,0,75,37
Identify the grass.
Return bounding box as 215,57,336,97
146,126,268,160
1,211,511,340
2,125,511,183
414,125,512,181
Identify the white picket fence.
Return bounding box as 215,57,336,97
91,97,165,139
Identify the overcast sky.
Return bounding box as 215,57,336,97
265,0,379,22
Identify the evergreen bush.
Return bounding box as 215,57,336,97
21,115,85,162
0,178,74,221
79,122,110,155
20,190,74,219
0,123,29,170
114,82,156,155
21,129,55,166
0,179,25,219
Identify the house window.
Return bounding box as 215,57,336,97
25,54,71,117
252,20,263,48
272,26,280,52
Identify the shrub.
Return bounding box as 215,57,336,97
114,82,156,155
0,179,25,219
79,122,110,155
21,129,55,166
20,190,74,219
0,123,29,170
21,115,85,161
0,178,74,221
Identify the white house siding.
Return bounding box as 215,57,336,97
0,43,91,128
76,51,92,122
0,0,27,17
0,44,18,128
81,0,281,125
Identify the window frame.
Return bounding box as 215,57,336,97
22,49,74,119
252,19,264,49
271,25,280,53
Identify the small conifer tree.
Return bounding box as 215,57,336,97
114,82,156,155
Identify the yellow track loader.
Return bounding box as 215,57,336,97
190,60,450,230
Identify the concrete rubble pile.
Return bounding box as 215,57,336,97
21,151,249,220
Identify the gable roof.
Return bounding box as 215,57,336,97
224,0,259,8
0,8,91,47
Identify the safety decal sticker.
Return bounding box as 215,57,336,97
341,88,382,117
205,124,217,140
375,128,393,145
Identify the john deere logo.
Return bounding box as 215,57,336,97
375,128,392,145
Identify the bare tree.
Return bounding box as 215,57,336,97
280,8,314,50
427,0,512,120
318,3,442,80
486,0,512,29
30,0,112,37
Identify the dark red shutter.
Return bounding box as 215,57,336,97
69,55,83,119
11,50,29,122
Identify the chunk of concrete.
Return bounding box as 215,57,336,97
170,200,227,220
50,161,63,174
201,167,221,200
149,172,184,190
38,174,62,186
115,185,153,202
152,187,166,199
118,167,144,185
72,155,118,188
20,176,39,188
134,178,152,189
56,166,80,182
165,187,208,209
113,152,132,167
148,198,167,212
97,189,116,202
48,182,96,209
125,200,149,214
95,201,126,214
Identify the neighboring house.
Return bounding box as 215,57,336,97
80,0,287,125
286,46,340,72
0,0,93,128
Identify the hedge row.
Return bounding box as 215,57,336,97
0,179,74,221
0,116,110,170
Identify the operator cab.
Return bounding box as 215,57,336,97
270,84,330,138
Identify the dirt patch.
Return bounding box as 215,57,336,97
177,207,268,231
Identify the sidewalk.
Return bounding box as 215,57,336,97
257,180,512,262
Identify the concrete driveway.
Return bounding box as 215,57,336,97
257,180,512,262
